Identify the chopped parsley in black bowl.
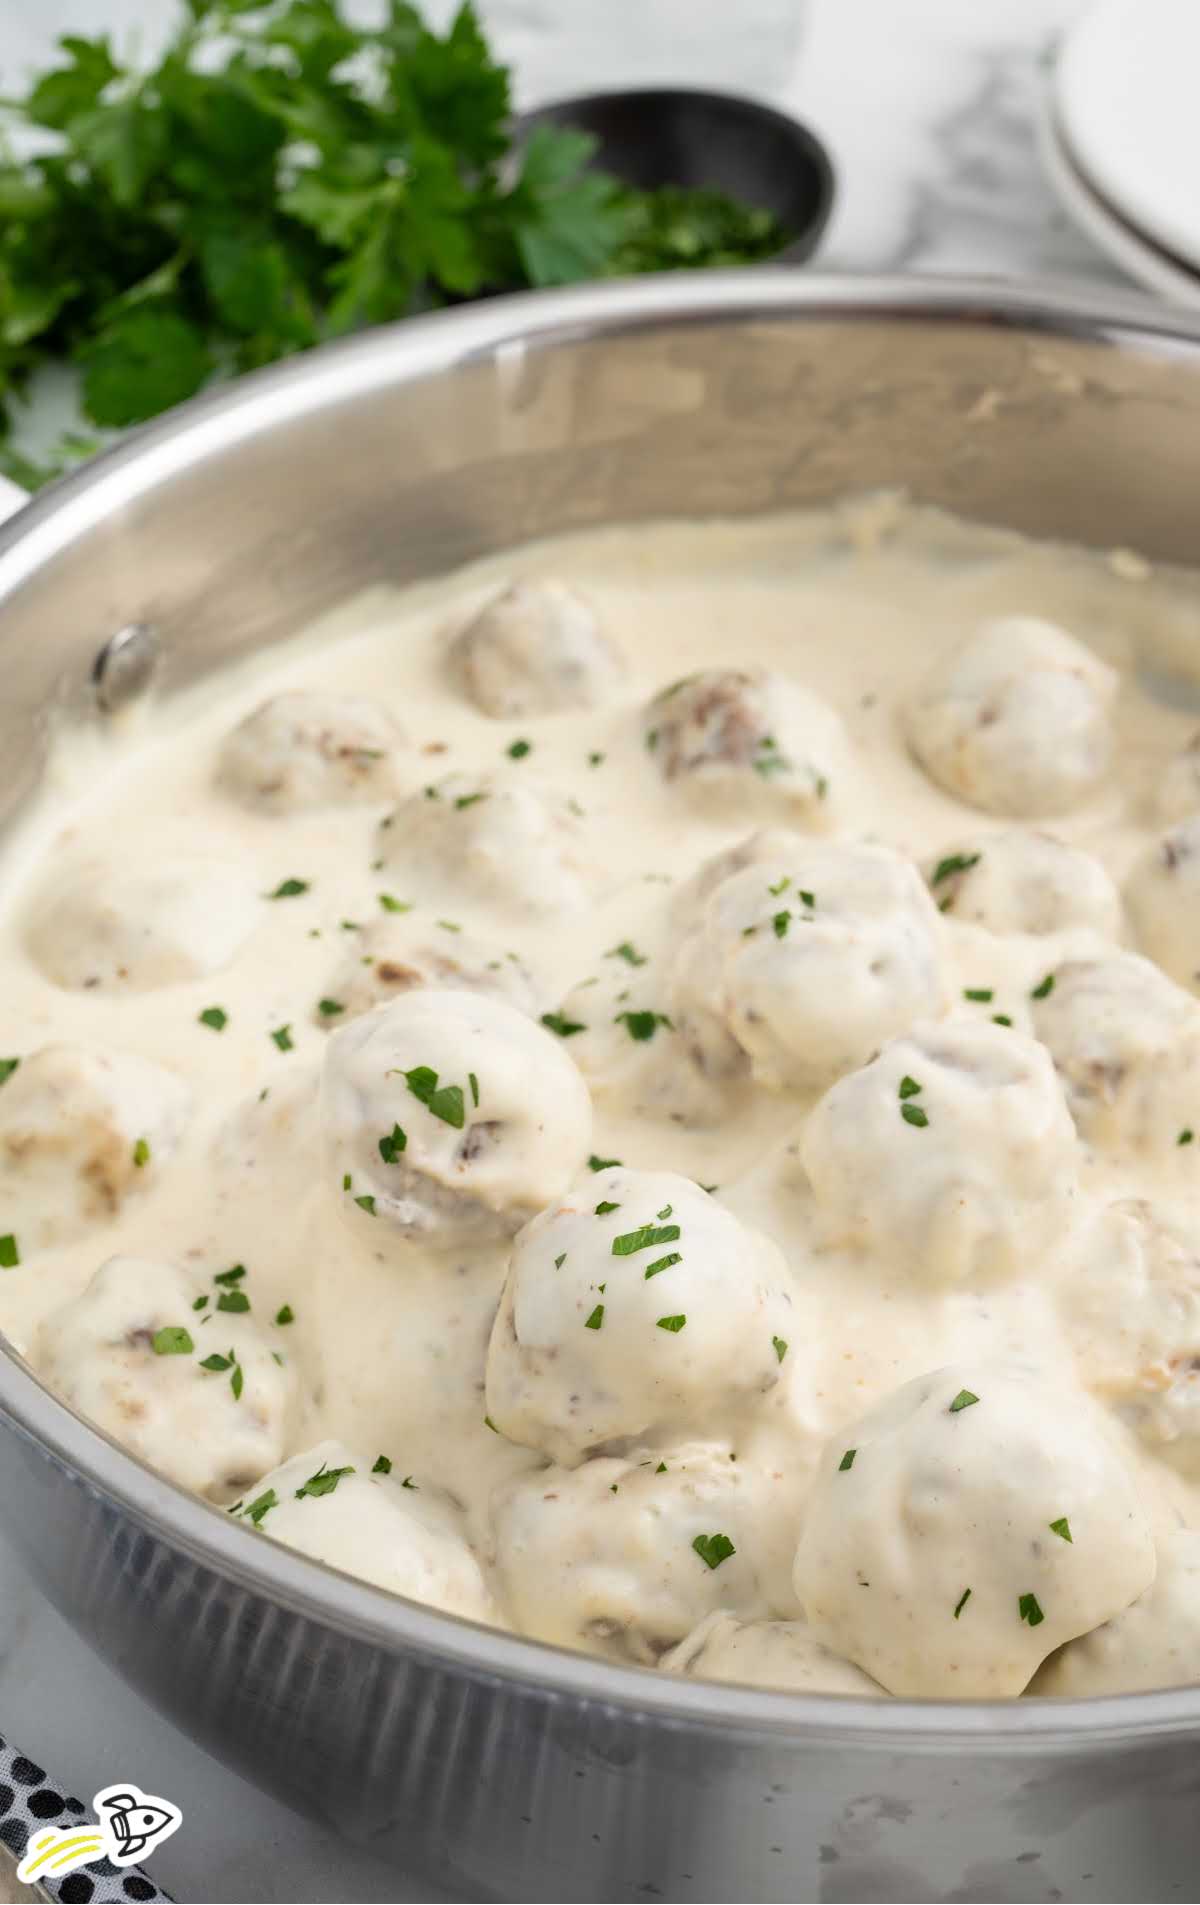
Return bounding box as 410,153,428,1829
517,87,835,269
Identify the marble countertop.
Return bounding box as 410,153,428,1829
0,1,1152,1899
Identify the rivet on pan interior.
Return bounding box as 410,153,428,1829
92,623,159,713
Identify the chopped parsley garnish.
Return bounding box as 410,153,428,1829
772,1335,788,1363
589,1154,622,1172
454,791,487,810
1018,1592,1045,1628
214,1265,246,1285
656,1204,673,1219
295,1463,354,1500
541,1011,587,1038
402,1475,417,1489
901,1103,929,1128
193,1295,208,1312
340,919,360,932
614,1009,672,1042
657,1314,686,1332
469,1071,480,1108
595,1200,620,1215
1049,1516,1073,1543
692,1532,735,1570
275,1305,295,1326
584,1304,604,1330
656,1461,667,1473
378,1123,408,1163
0,1234,19,1269
372,1454,392,1475
318,997,346,1018
217,1289,250,1314
645,727,659,752
607,941,648,967
484,1415,500,1434
342,1173,351,1190
1030,973,1055,1001
963,988,994,1003
266,877,310,899
644,1252,681,1279
554,1253,566,1270
931,851,981,887
948,1388,979,1413
588,751,605,767
437,918,462,933
613,1222,681,1257
772,910,791,939
1180,1129,1195,1147
0,1058,18,1086
992,1014,1013,1027
199,1352,232,1372
752,735,789,778
132,1137,150,1168
798,889,816,908
954,1587,972,1620
231,1360,244,1399
403,1064,465,1128
507,739,532,759
270,1024,294,1052
838,1448,856,1471
898,1076,922,1099
767,876,790,897
198,1006,228,1032
151,1325,193,1355
241,1489,277,1527
378,893,412,914
355,1193,377,1215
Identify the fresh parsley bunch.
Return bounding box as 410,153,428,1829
0,0,655,474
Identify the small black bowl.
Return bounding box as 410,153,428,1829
517,87,835,264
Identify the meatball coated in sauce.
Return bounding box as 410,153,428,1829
485,1170,793,1464
1032,1531,1200,1696
1066,1201,1200,1471
793,1363,1156,1697
314,915,538,1028
1032,953,1200,1158
449,581,625,719
1125,815,1200,994
925,829,1123,940
661,1611,882,1694
669,840,946,1093
0,1045,190,1253
801,1020,1081,1286
490,1440,797,1662
321,989,591,1251
904,616,1117,817
25,853,259,992
34,1254,294,1500
644,669,852,824
377,773,590,917
243,1439,500,1623
217,692,404,813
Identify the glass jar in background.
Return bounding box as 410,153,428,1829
422,0,809,106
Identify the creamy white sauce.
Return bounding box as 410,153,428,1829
5,496,1200,1699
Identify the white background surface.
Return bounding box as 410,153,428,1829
0,1,1147,1899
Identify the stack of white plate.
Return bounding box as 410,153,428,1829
1044,0,1200,310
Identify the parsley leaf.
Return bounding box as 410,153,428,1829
692,1532,735,1571
614,1009,672,1042
295,1462,355,1500
151,1325,193,1355
612,1222,681,1257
